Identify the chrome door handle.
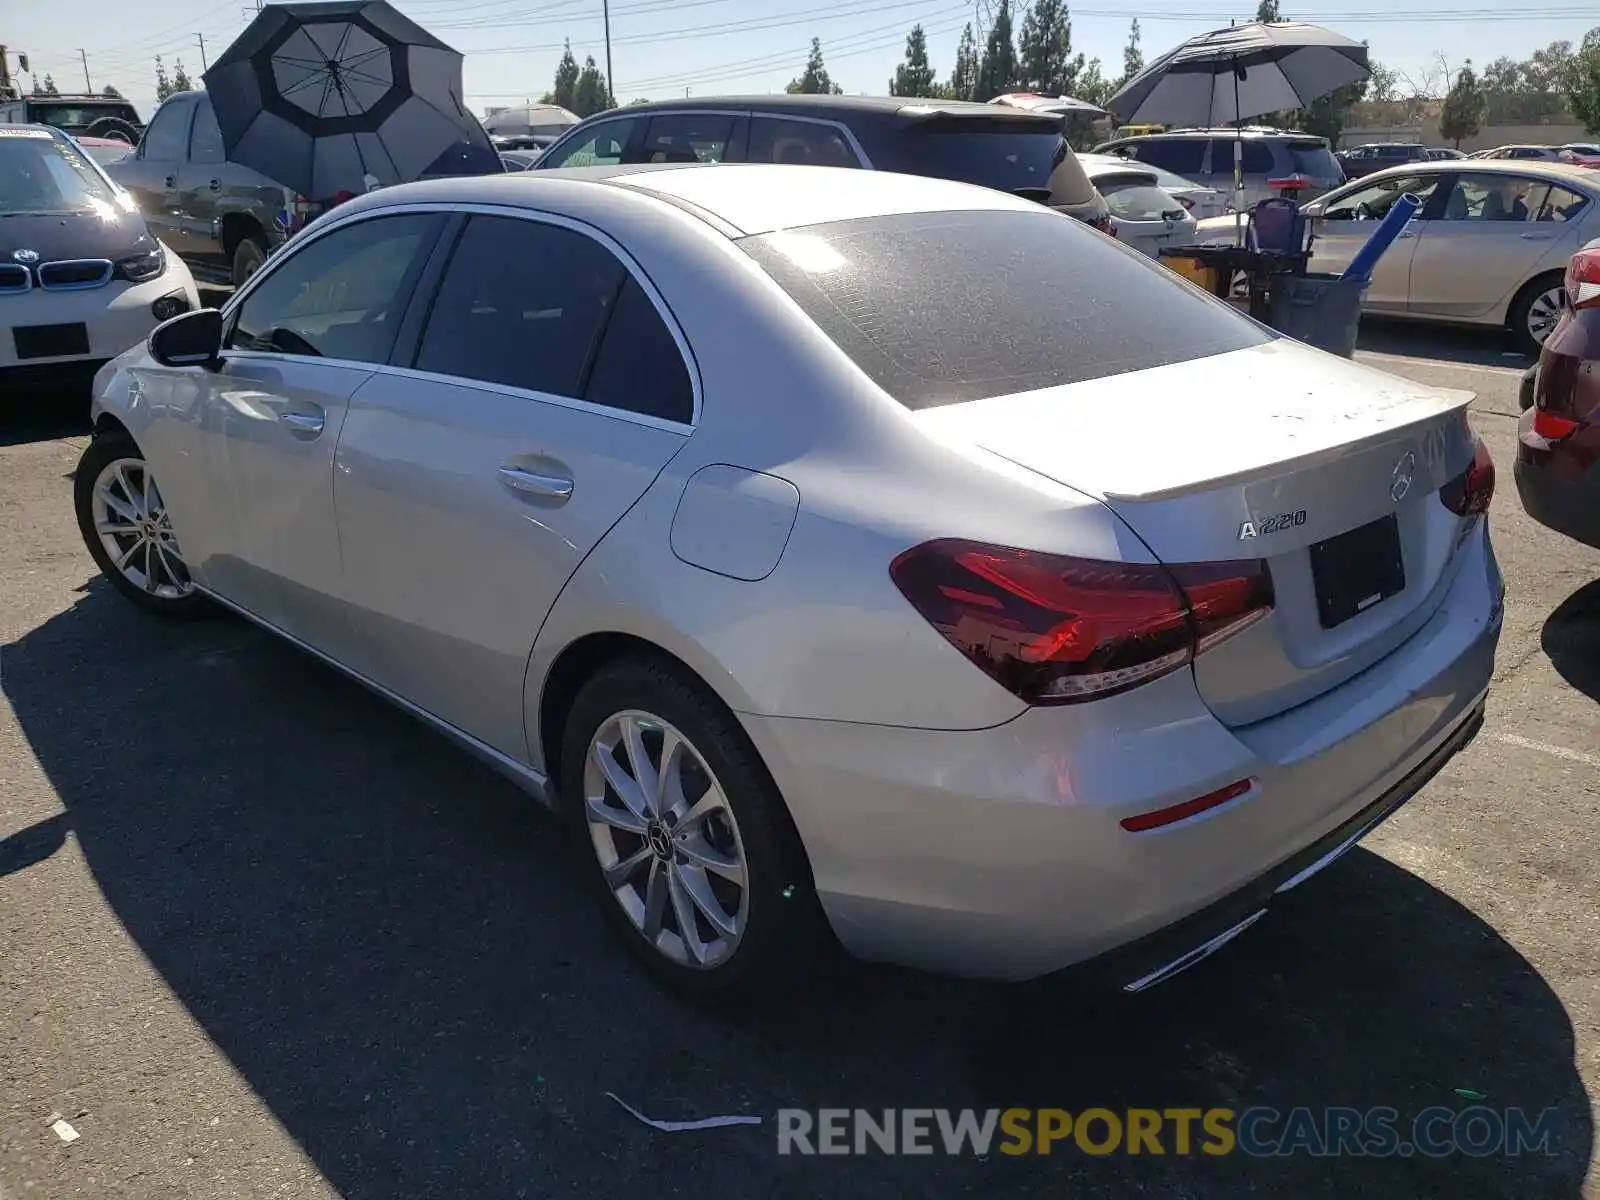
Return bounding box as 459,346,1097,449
1519,232,1554,240
1398,229,1416,238
279,410,325,435
499,466,573,500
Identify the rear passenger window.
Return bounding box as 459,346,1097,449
639,114,735,163
584,277,693,423
416,215,625,397
748,117,859,168
1209,139,1271,174
1133,139,1204,175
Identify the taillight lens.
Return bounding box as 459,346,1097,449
1567,248,1600,310
1090,214,1117,237
1439,435,1495,515
889,540,1274,705
1176,196,1195,210
1532,409,1579,440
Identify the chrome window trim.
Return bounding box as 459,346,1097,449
38,258,114,290
220,200,704,429
746,111,874,168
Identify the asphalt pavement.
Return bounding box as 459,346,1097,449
2,321,1598,1198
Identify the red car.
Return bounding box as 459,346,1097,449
1515,242,1600,547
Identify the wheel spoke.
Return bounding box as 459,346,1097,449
146,476,167,521
676,833,745,886
674,782,728,831
666,864,711,963
654,727,684,813
97,484,140,525
152,542,184,589
113,462,145,518
641,859,669,940
603,843,653,890
143,540,157,590
586,793,647,835
619,716,660,816
115,537,144,571
96,519,139,536
157,534,186,566
594,741,649,824
672,861,738,937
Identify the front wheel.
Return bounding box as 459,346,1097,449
73,431,208,618
1508,271,1565,358
560,656,826,1003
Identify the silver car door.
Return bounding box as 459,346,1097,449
1309,173,1440,312
196,211,447,645
1407,173,1582,318
332,212,693,760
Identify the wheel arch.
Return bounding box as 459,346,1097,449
220,211,265,259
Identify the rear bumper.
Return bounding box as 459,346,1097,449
1515,433,1600,549
742,524,1501,982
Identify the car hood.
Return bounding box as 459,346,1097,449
0,206,155,263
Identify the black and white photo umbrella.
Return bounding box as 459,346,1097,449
203,0,498,201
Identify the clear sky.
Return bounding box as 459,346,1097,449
6,0,1598,122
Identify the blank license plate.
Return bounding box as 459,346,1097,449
1308,514,1405,629
13,323,90,360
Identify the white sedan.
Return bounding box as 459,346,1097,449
1079,158,1199,257
1081,153,1230,219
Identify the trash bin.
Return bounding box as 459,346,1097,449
1159,248,1225,295
1267,272,1369,357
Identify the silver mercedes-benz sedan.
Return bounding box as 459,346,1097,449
75,163,1503,1003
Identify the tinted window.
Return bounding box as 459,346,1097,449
740,209,1270,410
188,99,224,164
1208,139,1272,174
1289,140,1341,177
1133,138,1205,175
639,113,735,163
748,117,859,168
416,215,625,397
877,122,1060,191
230,213,441,361
540,117,638,168
584,277,693,422
139,100,190,161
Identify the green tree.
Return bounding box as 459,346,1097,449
40,73,60,96
1121,18,1143,86
1017,0,1079,97
787,37,842,94
1439,62,1485,148
890,24,938,97
572,55,611,116
154,55,172,102
948,23,979,101
551,41,580,111
974,0,1018,102
170,59,193,94
1366,61,1399,105
627,97,652,107
1255,0,1281,21
1567,28,1600,135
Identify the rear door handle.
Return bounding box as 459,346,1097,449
278,410,325,436
498,466,573,501
164,175,177,190
209,179,222,192
1520,232,1554,240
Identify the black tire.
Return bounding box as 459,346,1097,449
559,655,828,1004
1519,362,1539,412
85,116,139,145
74,430,210,618
1507,271,1565,358
231,234,267,288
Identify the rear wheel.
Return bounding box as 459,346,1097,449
73,431,207,618
85,116,139,145
1509,271,1565,357
560,656,825,1003
231,234,267,288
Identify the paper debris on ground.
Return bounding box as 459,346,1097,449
605,1092,763,1132
50,1119,80,1144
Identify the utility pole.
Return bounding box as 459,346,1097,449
196,32,208,72
77,48,92,93
602,0,614,107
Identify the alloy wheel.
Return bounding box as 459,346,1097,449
1527,285,1564,347
584,710,749,969
90,457,193,600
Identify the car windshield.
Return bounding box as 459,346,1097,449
0,130,116,215
739,208,1270,410
1288,140,1341,177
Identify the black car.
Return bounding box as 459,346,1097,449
1336,143,1429,180
532,94,1113,232
0,92,143,145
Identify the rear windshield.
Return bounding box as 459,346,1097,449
875,121,1063,192
0,129,116,215
1097,176,1187,221
26,101,140,129
1289,139,1341,178
739,209,1270,410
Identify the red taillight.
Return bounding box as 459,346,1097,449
1090,214,1117,237
1532,409,1580,440
1567,248,1600,311
1176,196,1195,210
1439,435,1496,516
889,540,1274,705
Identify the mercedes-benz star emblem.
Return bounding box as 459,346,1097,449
1390,450,1417,503
12,249,39,263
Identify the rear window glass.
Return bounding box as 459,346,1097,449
739,209,1270,410
1098,177,1186,221
876,124,1062,192
1289,140,1341,177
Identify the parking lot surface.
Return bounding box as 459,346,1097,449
2,324,1598,1198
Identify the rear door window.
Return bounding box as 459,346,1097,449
138,99,190,161
740,209,1270,410
539,117,638,169
637,113,737,164
748,117,860,168
188,99,224,165
583,277,694,423
1131,138,1205,175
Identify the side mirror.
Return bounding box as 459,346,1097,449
149,308,223,368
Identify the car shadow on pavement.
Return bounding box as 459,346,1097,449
1542,579,1600,702
3,585,1593,1199
1357,318,1531,370
0,387,93,448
